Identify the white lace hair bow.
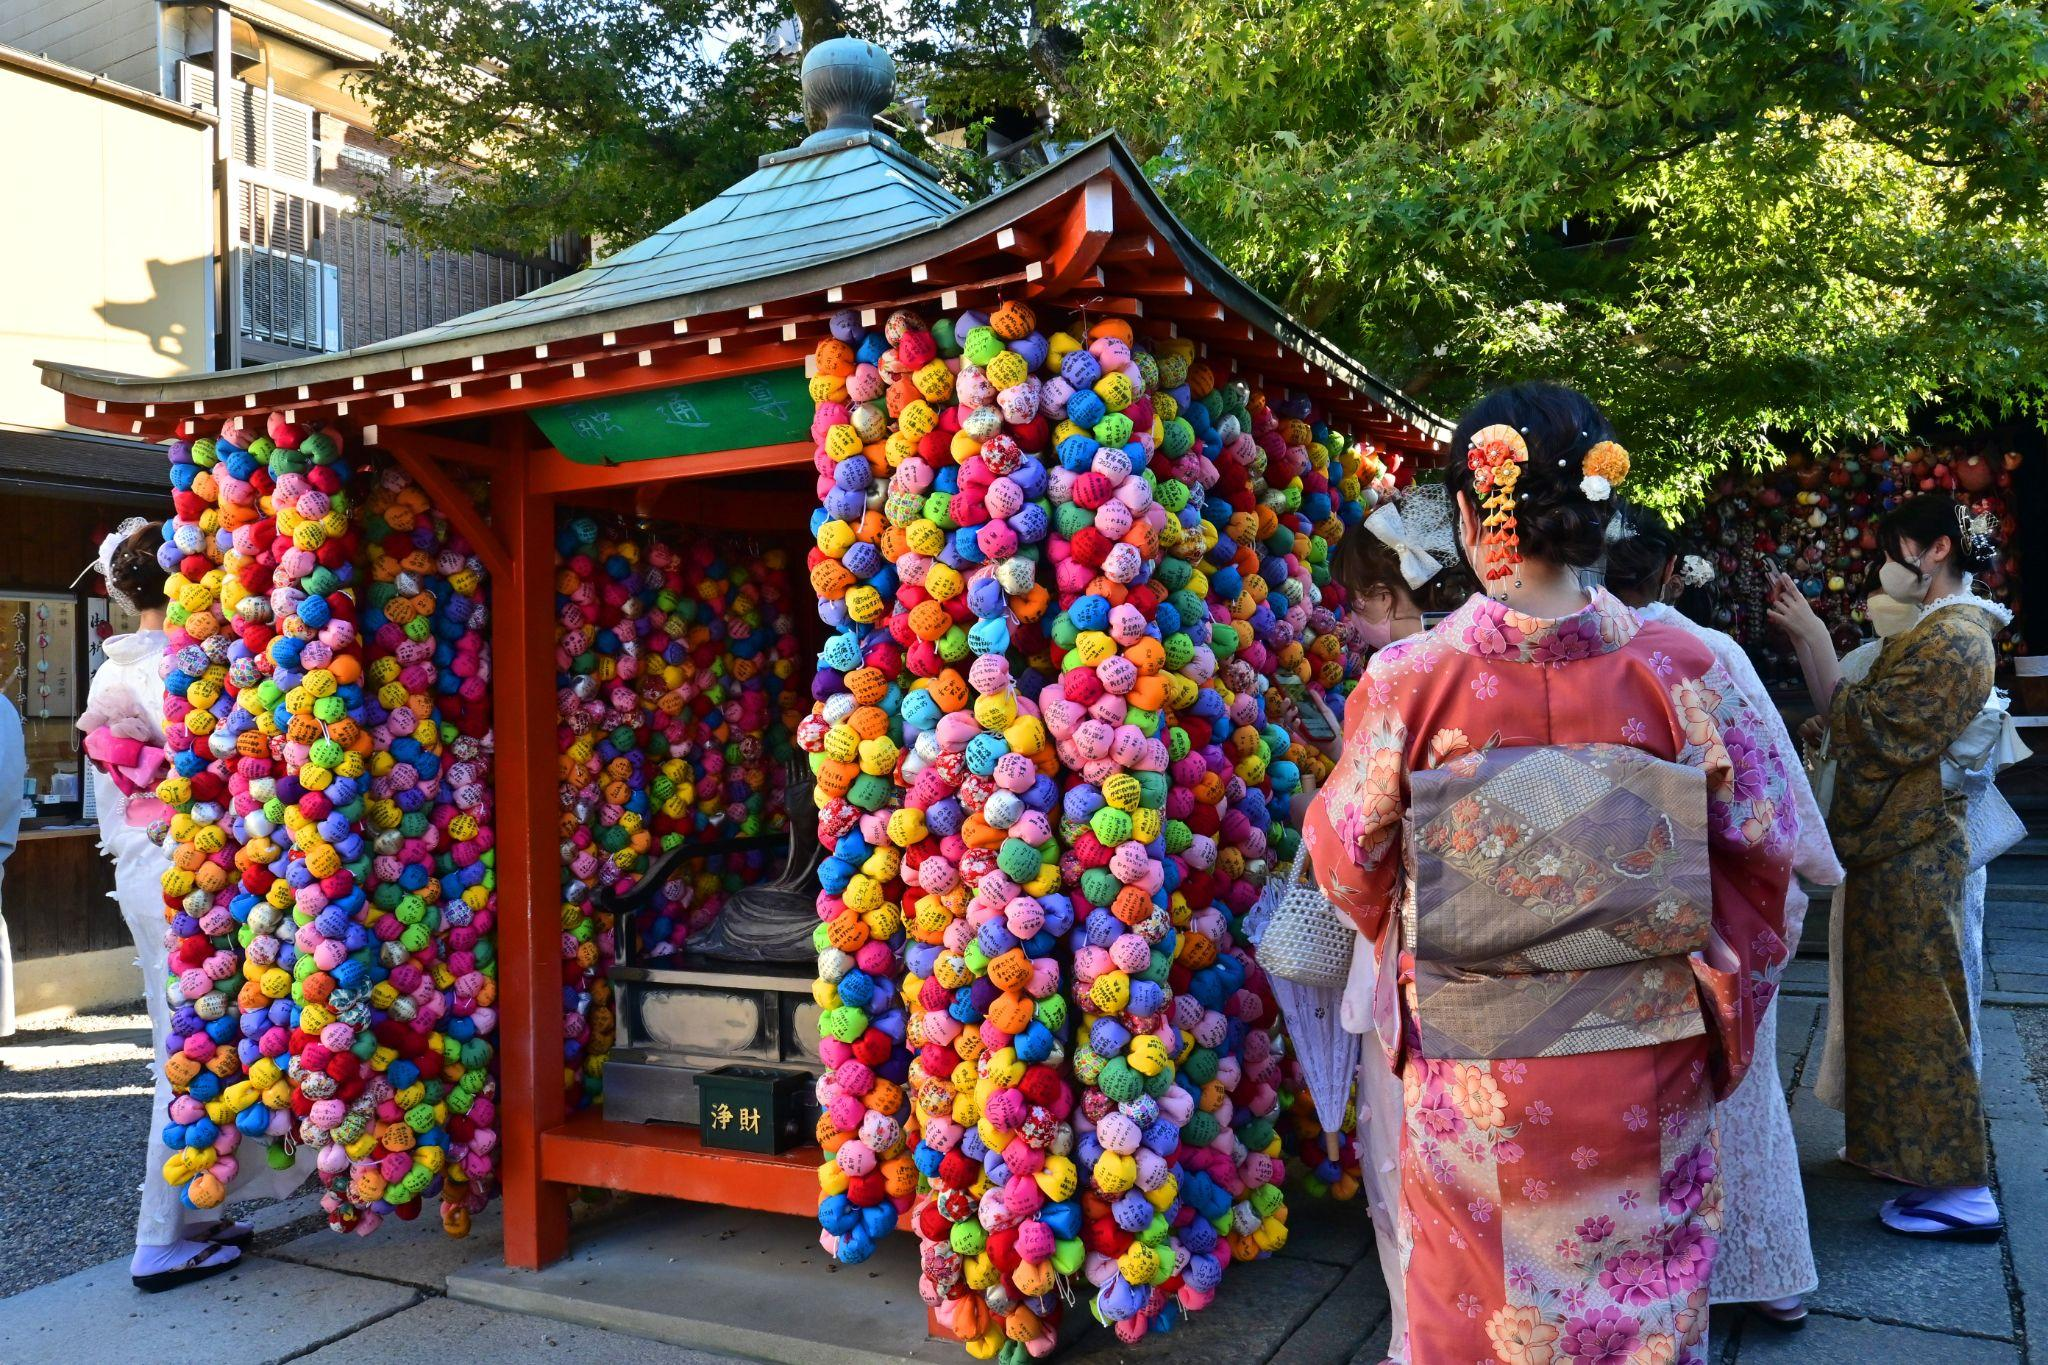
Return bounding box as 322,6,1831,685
71,516,152,614
1364,500,1445,590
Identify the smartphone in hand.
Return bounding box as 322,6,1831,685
1280,679,1338,742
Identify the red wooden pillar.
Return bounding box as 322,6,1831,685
490,416,572,1268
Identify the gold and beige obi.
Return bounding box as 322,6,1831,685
1402,743,1712,1060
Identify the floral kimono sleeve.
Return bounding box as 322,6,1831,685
1712,628,1842,887
1304,654,1411,940
1670,663,1794,1098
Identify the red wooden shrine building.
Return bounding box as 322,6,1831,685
41,41,1445,1273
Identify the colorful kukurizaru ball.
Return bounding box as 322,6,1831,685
1278,1065,1362,1201
156,424,294,1210
804,302,1089,1361
800,309,926,1285
882,302,1077,1358
631,532,800,956
351,463,500,1235
156,417,502,1243
796,300,1393,1355
238,414,404,1235
552,514,637,1108
1042,317,1271,1344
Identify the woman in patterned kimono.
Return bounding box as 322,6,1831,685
1767,494,2003,1240
1607,518,1837,1328
1305,384,1793,1365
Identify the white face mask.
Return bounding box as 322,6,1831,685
1866,593,1920,638
1877,555,1928,605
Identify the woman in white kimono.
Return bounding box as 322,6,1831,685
78,522,308,1291
1294,485,1460,1364
0,691,22,1046
1606,516,1839,1328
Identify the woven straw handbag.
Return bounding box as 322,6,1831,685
1254,855,1355,990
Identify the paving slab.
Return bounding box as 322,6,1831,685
1989,1115,2048,1365
0,1253,418,1365
1733,1311,2019,1363
1802,1174,2013,1338
1980,1008,2043,1122
270,1204,505,1290
449,1202,962,1365
1993,971,2048,995
1062,1253,1342,1364
245,1191,325,1241
1274,1194,1375,1268
293,1294,740,1363
1345,1311,1393,1364
1786,1087,1850,1180
1267,1258,1389,1365
1777,959,1829,995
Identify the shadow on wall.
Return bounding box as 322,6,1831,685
94,255,207,368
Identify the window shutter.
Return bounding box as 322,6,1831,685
180,62,317,181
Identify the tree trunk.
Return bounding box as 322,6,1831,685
789,0,847,52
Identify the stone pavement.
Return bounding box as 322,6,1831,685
3,866,2043,1364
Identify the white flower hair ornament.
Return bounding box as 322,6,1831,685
1579,440,1630,502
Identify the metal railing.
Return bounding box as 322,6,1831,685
231,164,574,359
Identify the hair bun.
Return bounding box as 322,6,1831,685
1449,383,1619,570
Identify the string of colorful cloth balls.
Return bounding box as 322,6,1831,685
137,302,1388,1324
156,415,499,1236
551,524,804,1104
801,300,1388,1357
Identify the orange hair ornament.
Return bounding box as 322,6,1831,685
1466,423,1529,581
1580,440,1630,501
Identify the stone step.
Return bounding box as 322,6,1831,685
447,1201,1354,1365
449,1204,959,1365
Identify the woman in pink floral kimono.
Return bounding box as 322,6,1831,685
1305,384,1793,1365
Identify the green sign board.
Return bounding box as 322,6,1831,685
532,366,812,464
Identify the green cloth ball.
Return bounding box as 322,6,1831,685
1080,867,1121,906
1097,1058,1144,1104
963,326,1004,367
1089,807,1133,846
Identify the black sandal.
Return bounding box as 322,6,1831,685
1745,1300,1808,1331
186,1218,255,1248
1879,1198,2004,1243
131,1243,241,1293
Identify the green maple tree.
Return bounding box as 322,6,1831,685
351,0,1056,261
1064,0,2048,504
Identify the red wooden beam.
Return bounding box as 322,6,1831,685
1121,273,1194,297
528,440,815,496
1146,298,1229,324
1099,234,1157,264
640,485,817,532
994,225,1047,259
378,429,501,468
539,1113,823,1215
376,428,513,581
1026,177,1115,301
375,340,815,430
490,416,573,1271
